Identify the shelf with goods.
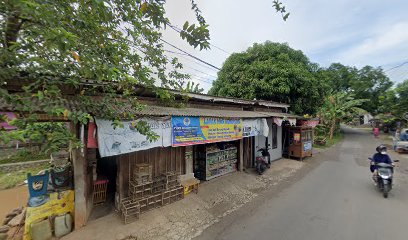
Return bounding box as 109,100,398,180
193,141,239,181
205,144,238,180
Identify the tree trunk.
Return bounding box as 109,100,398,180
329,120,336,140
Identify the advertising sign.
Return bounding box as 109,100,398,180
304,141,312,152
242,118,269,137
172,116,243,146
294,133,301,142
96,117,171,157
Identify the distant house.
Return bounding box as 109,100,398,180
360,114,373,125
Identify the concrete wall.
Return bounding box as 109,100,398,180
0,159,49,172
254,118,283,162
270,126,283,161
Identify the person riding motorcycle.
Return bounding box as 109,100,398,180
370,145,393,181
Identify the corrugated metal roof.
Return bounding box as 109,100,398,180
137,106,267,118
0,96,298,119
257,112,300,118
256,100,290,108
0,97,267,119
168,90,290,108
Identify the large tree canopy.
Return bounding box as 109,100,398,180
384,79,408,118
209,41,329,114
322,63,393,114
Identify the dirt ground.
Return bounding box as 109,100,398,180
62,158,307,240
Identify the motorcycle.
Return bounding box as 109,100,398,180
255,147,270,175
369,157,399,198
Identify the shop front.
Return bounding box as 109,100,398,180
171,116,242,181
78,105,291,225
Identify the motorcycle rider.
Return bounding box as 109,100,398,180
370,145,393,182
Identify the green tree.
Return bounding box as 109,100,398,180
378,89,398,114
0,0,211,150
322,64,393,114
394,79,408,118
318,92,367,139
183,81,204,94
352,66,393,114
209,41,329,115
324,63,358,92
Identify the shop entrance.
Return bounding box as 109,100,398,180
243,137,255,169
89,156,117,220
193,140,239,181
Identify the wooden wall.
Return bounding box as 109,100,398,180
243,137,255,169
117,146,186,198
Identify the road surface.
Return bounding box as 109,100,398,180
195,127,408,240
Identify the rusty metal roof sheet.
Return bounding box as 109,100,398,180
256,112,300,118
0,95,297,119
137,106,267,118
167,90,290,108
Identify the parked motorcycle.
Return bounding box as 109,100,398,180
255,147,270,175
369,157,399,198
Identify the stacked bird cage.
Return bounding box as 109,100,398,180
119,164,184,224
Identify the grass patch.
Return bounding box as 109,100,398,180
0,149,49,165
0,163,50,190
314,132,344,149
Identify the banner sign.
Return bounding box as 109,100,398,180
96,117,171,157
304,141,312,152
172,116,243,146
242,118,268,137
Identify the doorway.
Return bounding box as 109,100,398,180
89,156,117,220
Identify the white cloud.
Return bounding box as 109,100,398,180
162,0,408,90
336,21,408,67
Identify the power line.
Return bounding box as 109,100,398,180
162,51,218,78
163,49,188,56
167,24,231,55
165,50,219,72
182,64,217,78
179,71,214,84
384,61,408,72
161,38,221,71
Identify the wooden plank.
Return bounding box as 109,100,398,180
239,139,244,171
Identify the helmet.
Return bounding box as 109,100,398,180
376,145,387,154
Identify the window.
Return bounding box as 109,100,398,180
272,124,278,149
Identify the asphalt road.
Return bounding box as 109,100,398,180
195,127,408,240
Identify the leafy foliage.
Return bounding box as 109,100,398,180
272,0,290,21
394,79,408,118
182,81,204,94
318,92,367,139
0,121,79,153
322,63,393,114
0,0,210,152
209,41,329,114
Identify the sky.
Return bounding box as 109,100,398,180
162,0,408,92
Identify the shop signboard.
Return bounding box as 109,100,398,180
304,141,312,152
294,133,301,142
172,116,243,146
96,117,172,157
